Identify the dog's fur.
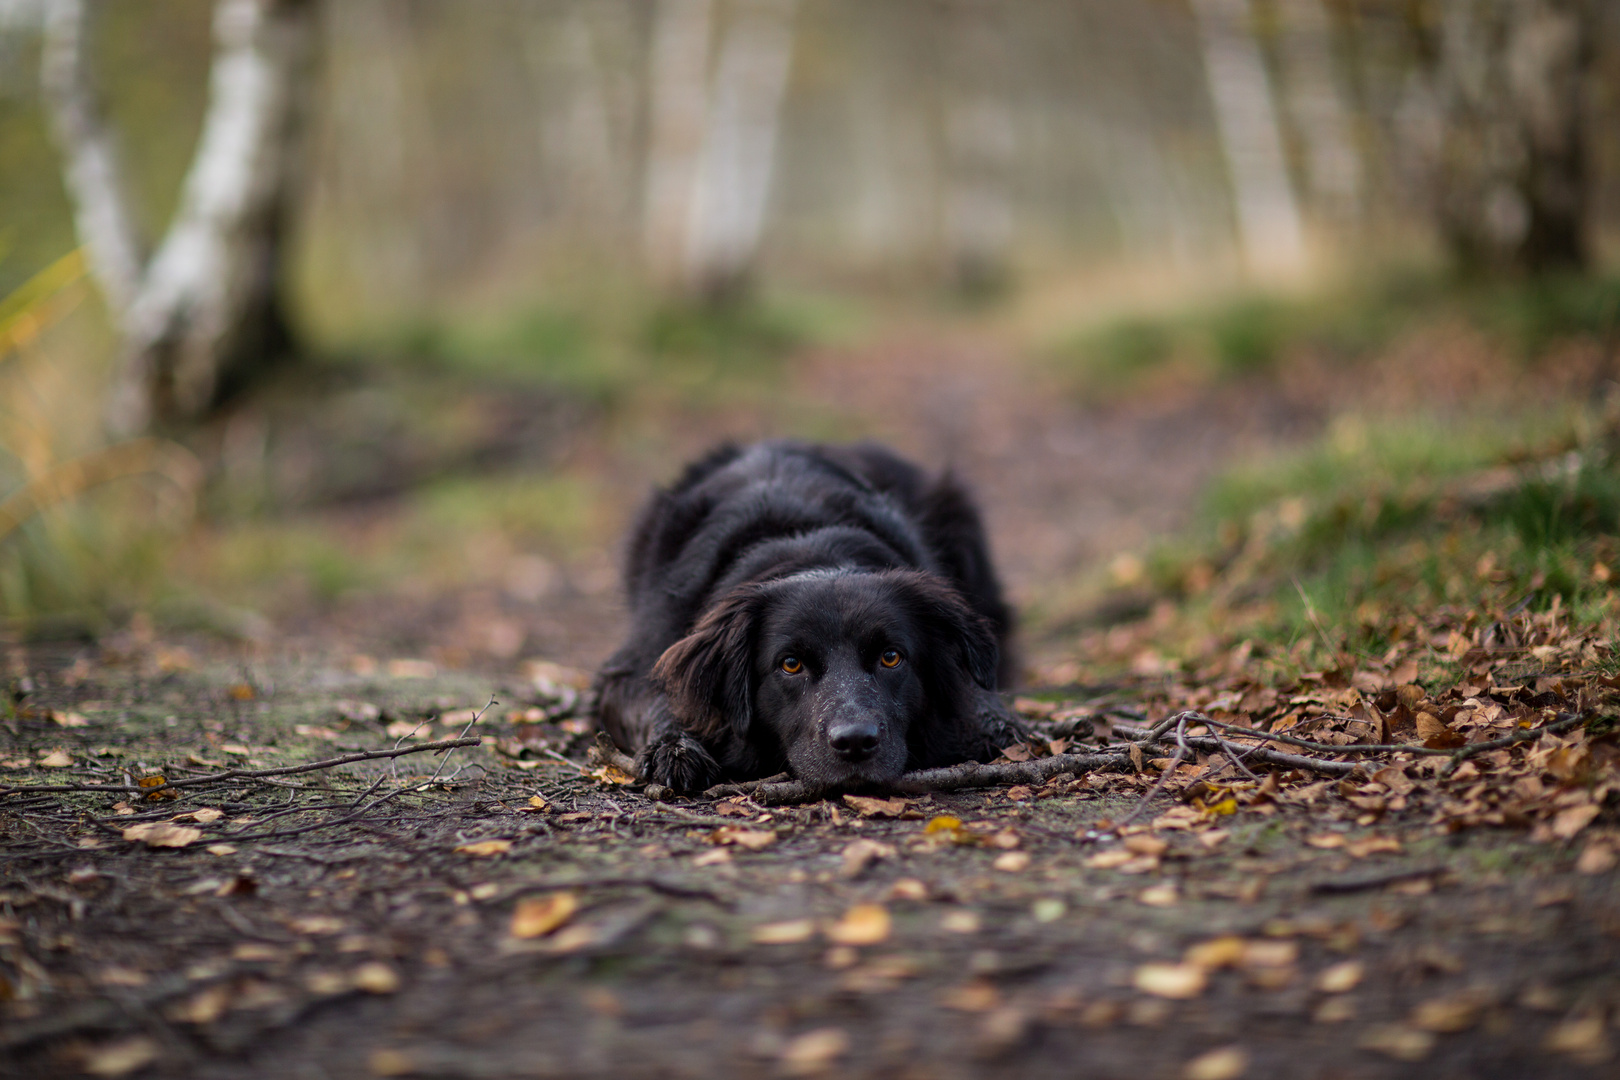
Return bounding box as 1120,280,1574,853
595,440,1023,792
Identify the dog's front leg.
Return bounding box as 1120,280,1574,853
634,695,724,793
971,688,1028,760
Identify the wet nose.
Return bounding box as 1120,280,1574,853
828,717,881,761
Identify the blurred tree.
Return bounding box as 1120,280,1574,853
643,0,798,303
40,0,316,434
938,1,1015,297
1190,0,1311,279
1420,0,1596,275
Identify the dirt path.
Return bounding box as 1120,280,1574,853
2,329,1616,1079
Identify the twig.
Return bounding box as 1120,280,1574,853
1119,712,1588,763
703,773,791,799
1113,712,1192,829
0,737,481,798
425,695,495,786
588,732,640,776
1309,866,1446,895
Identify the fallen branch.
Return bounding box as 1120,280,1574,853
728,750,1136,806
0,737,481,799
588,732,641,776
1309,865,1446,895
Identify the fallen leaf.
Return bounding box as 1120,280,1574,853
369,1049,415,1077
1032,898,1067,923
1124,835,1168,856
206,844,237,856
37,750,73,768
510,892,578,939
289,915,346,935
589,764,637,786
1545,1016,1610,1062
842,794,908,817
454,839,514,857
826,904,890,946
753,919,817,944
1347,836,1401,858
693,848,731,866
1551,804,1601,840
1315,960,1363,994
172,808,223,823
520,795,549,813
1240,940,1298,969
712,827,776,851
1306,834,1346,849
353,962,400,994
228,683,256,701
1138,883,1178,907
83,1036,159,1077
925,814,963,833
1182,1046,1248,1080
1134,962,1207,999
940,909,981,934
887,878,928,901
170,983,233,1024
839,838,895,878
1184,936,1246,970
121,822,202,848
1086,849,1135,869
779,1028,849,1075
51,710,88,728
137,775,179,801
1411,992,1484,1033
940,979,1001,1011
1575,843,1616,875
992,851,1031,872
1359,1024,1435,1061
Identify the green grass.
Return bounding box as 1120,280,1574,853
1051,271,1620,392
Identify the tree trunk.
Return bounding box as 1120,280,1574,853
41,0,315,435
642,0,714,290
938,3,1014,297
1272,0,1364,224
681,0,798,301
1431,0,1594,275
1189,0,1309,279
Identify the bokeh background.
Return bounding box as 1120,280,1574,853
1,0,1618,681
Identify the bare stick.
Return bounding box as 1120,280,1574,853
0,737,481,798
1113,713,1192,829
587,732,640,776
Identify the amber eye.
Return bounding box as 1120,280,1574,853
880,649,903,668
780,656,803,675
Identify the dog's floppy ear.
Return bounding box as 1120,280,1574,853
650,586,764,742
894,572,999,691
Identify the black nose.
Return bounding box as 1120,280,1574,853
828,718,881,761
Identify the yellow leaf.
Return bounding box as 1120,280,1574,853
510,892,577,939
1134,962,1207,999
455,839,514,857
752,919,816,944
228,683,256,701
825,904,890,946
924,815,963,833
138,775,178,801
1182,1046,1249,1080
353,962,400,994
122,822,201,848
1315,960,1363,994
590,764,638,786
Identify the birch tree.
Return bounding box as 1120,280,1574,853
41,0,316,435
1189,0,1309,279
642,0,798,302
1272,0,1364,223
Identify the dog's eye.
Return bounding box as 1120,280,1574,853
879,649,903,668
780,656,803,674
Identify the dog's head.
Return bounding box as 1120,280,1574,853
650,569,998,788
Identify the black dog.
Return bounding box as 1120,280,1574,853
595,440,1023,792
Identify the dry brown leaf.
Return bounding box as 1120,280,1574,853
454,839,514,857
1544,1016,1611,1062
1346,836,1401,858
1086,849,1135,869
289,915,346,935
122,822,202,848
51,710,88,728
839,838,895,878
1184,936,1246,970
1410,992,1485,1033
826,904,890,946
712,827,776,851
1124,835,1168,856
1138,883,1179,907
1575,843,1616,875
1305,834,1346,849
940,979,1001,1012
1551,804,1600,840
37,750,73,768
992,851,1031,873
940,909,981,934
510,892,578,939
1134,962,1207,999
842,794,908,817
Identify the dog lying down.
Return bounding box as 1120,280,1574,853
595,439,1024,793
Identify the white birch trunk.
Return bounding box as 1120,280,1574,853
642,0,713,288
1189,0,1309,279
682,0,798,299
939,5,1014,293
40,0,314,435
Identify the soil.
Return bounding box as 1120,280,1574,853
2,329,1617,1079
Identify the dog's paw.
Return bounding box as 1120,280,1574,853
973,694,1029,760
637,732,723,793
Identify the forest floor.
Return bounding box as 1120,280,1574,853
2,307,1618,1079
